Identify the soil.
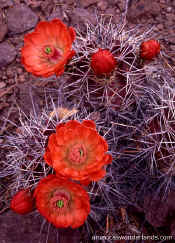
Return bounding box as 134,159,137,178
0,0,175,243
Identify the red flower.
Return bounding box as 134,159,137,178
140,40,160,60
21,19,76,77
34,175,90,228
10,189,35,215
44,120,112,185
91,49,116,75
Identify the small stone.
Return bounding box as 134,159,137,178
19,74,26,83
170,45,175,51
113,14,121,24
41,0,54,17
0,42,16,67
105,8,116,16
1,67,6,71
165,13,175,26
127,0,160,23
71,8,97,26
116,8,121,14
0,23,7,42
66,0,77,5
16,56,21,63
97,0,108,11
116,0,125,11
167,7,172,12
80,0,98,8
7,4,38,34
157,23,164,30
166,32,175,45
0,102,9,111
7,78,15,84
0,81,6,89
6,68,14,78
0,0,13,8
48,6,63,21
17,67,23,74
26,0,42,9
0,13,8,42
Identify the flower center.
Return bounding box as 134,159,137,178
45,46,52,54
56,200,64,208
42,45,62,62
50,189,70,213
68,144,87,165
43,45,54,56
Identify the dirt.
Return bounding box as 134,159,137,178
0,0,175,242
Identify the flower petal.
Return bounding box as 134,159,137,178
82,120,96,130
69,27,76,42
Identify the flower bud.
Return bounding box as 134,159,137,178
91,48,116,75
140,40,160,60
10,189,35,215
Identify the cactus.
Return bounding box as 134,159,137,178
1,4,175,242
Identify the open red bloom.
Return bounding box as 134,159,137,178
91,49,116,75
140,39,160,60
21,19,76,77
34,174,90,228
44,120,112,185
10,189,35,215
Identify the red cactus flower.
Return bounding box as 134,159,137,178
140,39,160,60
44,120,112,185
91,48,116,75
10,189,35,215
34,174,90,228
21,19,76,77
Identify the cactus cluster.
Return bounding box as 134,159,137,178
1,5,175,243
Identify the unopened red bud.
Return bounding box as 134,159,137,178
140,40,160,60
91,49,116,75
10,189,35,215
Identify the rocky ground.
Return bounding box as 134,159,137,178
0,0,175,242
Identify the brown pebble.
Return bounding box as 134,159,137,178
0,82,6,89
19,74,26,83
97,0,108,11
17,67,23,74
80,0,98,8
6,68,14,78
